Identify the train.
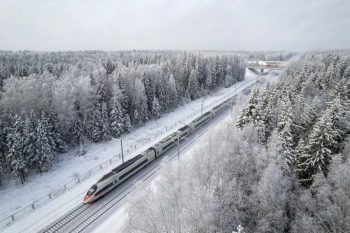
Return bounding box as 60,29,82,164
83,98,231,204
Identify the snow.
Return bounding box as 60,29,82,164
0,68,271,232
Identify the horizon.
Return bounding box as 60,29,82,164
1,0,349,51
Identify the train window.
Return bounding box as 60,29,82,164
87,184,97,195
119,159,148,180
94,182,113,196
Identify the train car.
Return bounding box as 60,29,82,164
190,111,212,131
153,132,178,155
83,96,234,204
176,124,191,138
84,149,155,204
210,102,227,115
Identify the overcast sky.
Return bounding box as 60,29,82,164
0,0,349,51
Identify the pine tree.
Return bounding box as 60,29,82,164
133,109,141,126
297,113,341,186
104,58,115,75
277,98,295,167
109,100,124,137
258,101,275,144
168,74,178,111
23,111,38,169
117,72,130,114
142,71,154,116
152,95,160,119
186,68,199,100
6,115,26,183
157,75,170,113
101,102,111,140
205,63,213,90
72,113,85,156
298,103,317,140
47,111,67,153
36,111,54,172
236,88,260,129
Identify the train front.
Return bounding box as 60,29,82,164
84,184,97,204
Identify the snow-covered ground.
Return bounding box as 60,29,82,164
1,68,271,232
92,70,281,233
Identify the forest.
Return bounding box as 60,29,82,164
124,50,350,233
0,50,263,185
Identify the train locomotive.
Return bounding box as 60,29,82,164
83,99,230,204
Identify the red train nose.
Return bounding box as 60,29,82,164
84,194,92,202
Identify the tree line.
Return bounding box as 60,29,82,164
124,50,350,233
0,50,248,184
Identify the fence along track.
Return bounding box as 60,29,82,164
40,204,90,233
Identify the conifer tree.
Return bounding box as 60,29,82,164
101,102,111,140
152,95,160,119
157,75,170,113
298,103,317,140
258,101,275,144
168,74,178,111
297,113,341,186
277,98,295,167
186,68,199,100
23,111,38,169
142,71,155,116
236,88,260,129
6,115,26,183
72,113,85,156
117,72,130,114
205,63,213,90
109,100,124,137
36,111,54,172
47,111,67,153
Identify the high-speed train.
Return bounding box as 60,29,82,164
83,99,231,204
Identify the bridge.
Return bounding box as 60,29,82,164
247,61,285,74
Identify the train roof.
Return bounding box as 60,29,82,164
157,132,177,144
97,154,144,183
178,125,189,131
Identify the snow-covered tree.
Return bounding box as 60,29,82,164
157,75,170,113
131,79,148,126
142,71,154,116
151,95,160,119
109,100,124,137
277,97,295,167
236,88,260,129
36,111,54,172
186,68,199,100
297,112,341,186
47,111,67,153
7,115,26,183
23,111,38,169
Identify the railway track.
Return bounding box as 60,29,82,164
40,75,263,233
40,204,91,233
68,105,234,233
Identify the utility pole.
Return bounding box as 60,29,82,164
112,136,124,164
176,135,188,159
201,99,205,115
120,135,124,164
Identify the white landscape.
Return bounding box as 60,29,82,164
1,68,265,232
1,0,350,233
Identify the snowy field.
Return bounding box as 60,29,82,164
1,68,277,232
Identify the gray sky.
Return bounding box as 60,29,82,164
0,0,349,51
